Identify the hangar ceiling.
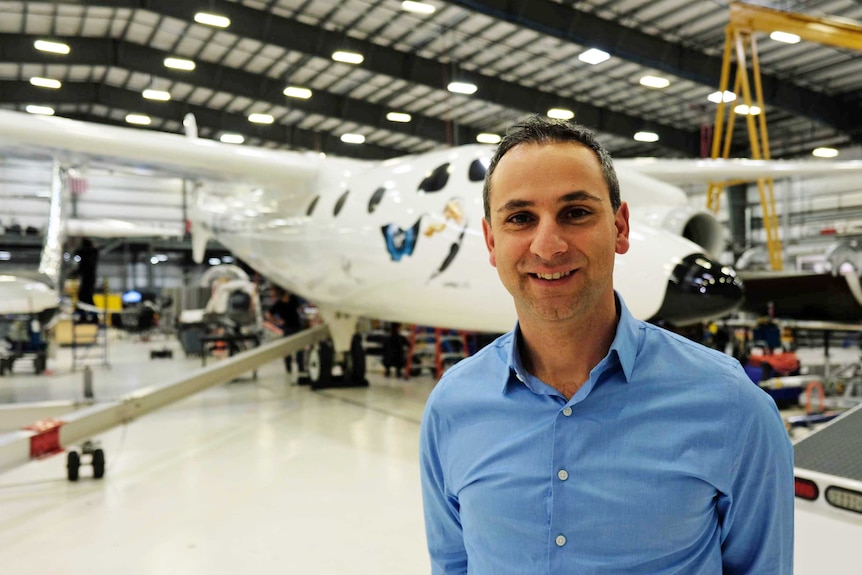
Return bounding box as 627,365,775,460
1,0,861,162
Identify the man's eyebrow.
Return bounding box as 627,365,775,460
559,190,603,204
495,190,603,214
496,199,533,213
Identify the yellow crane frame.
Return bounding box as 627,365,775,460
707,2,862,271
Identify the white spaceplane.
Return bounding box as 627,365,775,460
3,109,862,377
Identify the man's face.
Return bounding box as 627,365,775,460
482,142,630,324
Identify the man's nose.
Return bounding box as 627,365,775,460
530,220,568,260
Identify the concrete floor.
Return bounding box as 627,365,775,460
0,330,860,574
0,332,433,574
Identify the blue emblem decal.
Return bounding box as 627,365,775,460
382,218,422,261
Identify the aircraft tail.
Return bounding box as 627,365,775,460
36,160,68,288
183,113,198,139
190,181,212,264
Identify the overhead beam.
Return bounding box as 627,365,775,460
445,0,862,140
0,81,400,160
33,0,703,156
728,1,862,51
0,34,476,152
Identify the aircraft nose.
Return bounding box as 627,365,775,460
652,254,743,325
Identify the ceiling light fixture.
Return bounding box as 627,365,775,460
30,77,62,89
220,133,245,144
639,75,670,89
248,113,274,124
770,31,801,44
476,133,501,144
812,147,839,158
194,12,231,28
386,112,412,123
332,51,364,65
734,104,762,115
447,81,477,95
34,40,70,54
164,57,196,71
547,108,574,120
341,133,366,144
578,48,610,65
707,90,737,103
125,114,151,126
634,131,659,143
284,86,312,99
25,105,55,116
402,1,435,14
142,89,171,101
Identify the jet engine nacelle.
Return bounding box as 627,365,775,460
618,166,725,258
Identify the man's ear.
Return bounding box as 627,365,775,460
615,202,630,255
482,218,497,268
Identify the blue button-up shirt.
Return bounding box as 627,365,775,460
420,296,794,574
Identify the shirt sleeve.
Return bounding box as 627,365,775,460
718,367,795,574
419,398,468,575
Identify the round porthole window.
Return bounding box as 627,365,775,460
468,159,487,182
418,163,450,193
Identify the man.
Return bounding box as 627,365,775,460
265,288,304,374
419,116,794,574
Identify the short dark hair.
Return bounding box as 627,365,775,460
482,115,621,220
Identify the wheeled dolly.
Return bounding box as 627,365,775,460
66,440,106,481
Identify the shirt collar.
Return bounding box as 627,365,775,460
504,291,640,394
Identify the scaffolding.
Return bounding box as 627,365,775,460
706,2,862,271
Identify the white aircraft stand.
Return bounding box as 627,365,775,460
0,325,328,478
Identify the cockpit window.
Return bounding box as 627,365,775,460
468,159,487,182
368,186,385,214
418,163,450,193
334,190,349,217
306,195,320,216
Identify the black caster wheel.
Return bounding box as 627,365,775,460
67,451,80,482
92,449,105,479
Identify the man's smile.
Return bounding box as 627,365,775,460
531,270,574,280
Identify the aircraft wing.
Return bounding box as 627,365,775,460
0,109,323,188
738,270,862,323
0,273,58,315
617,157,862,185
66,218,182,238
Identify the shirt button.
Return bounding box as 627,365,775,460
556,534,567,547
562,407,573,417
557,469,569,481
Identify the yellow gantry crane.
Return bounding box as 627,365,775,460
707,2,862,271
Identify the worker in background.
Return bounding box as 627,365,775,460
71,237,99,323
265,288,304,377
381,322,408,378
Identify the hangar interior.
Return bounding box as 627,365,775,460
2,0,862,276
1,1,862,573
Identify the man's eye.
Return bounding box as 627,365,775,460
566,208,590,219
506,213,532,224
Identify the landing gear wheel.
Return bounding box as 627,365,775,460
67,451,80,482
307,341,334,390
349,333,368,386
92,449,106,479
